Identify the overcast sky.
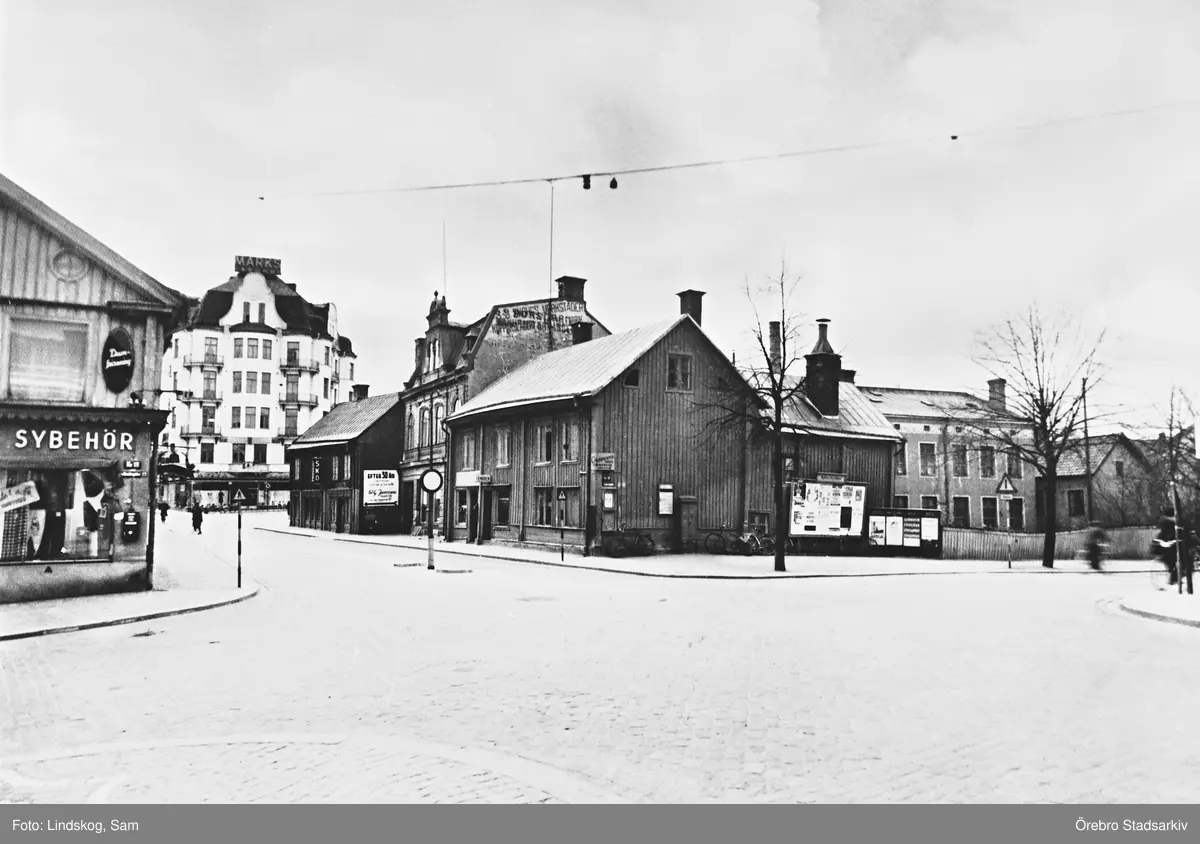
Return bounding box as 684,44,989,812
3,0,1198,434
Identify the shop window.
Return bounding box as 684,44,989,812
0,468,130,562
560,420,576,462
232,443,246,463
495,487,511,526
982,497,998,529
952,444,968,478
919,443,937,477
667,354,692,391
253,444,267,464
979,446,996,479
233,338,243,358
200,443,215,464
1067,489,1085,517
496,425,511,467
895,444,907,476
262,340,272,360
952,496,970,528
921,495,939,511
892,495,909,509
1009,499,1025,531
534,487,554,526
6,318,88,401
232,373,242,393
456,490,469,527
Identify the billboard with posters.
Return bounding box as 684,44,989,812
789,481,867,537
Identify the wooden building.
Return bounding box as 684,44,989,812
286,386,405,534
1046,433,1155,530
399,277,610,536
0,172,187,602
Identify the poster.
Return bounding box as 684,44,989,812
902,517,921,547
921,517,939,541
0,480,39,514
789,481,867,537
363,470,399,506
885,515,904,546
868,515,886,545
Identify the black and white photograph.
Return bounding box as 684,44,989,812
2,0,1199,835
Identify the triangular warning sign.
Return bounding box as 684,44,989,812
233,489,247,503
995,474,1017,495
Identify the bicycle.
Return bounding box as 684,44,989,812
603,524,655,558
703,524,759,556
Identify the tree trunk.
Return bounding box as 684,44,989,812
773,417,787,573
1042,470,1058,568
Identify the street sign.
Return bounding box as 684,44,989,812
556,490,567,502
420,468,443,494
120,470,147,478
233,489,247,503
1000,494,1013,502
995,474,1017,496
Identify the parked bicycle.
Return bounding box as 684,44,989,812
704,524,762,556
603,524,655,557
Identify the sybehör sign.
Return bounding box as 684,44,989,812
5,428,136,454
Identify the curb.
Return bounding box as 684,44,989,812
1118,601,1200,630
254,527,1157,581
0,583,261,643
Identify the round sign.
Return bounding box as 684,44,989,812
101,329,135,393
264,483,271,489
420,469,443,493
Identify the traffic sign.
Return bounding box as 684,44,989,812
995,474,1017,496
420,468,443,494
233,489,247,503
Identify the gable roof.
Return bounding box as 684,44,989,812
1059,433,1150,477
449,316,698,421
0,171,186,309
288,393,402,450
855,386,1022,423
778,378,902,442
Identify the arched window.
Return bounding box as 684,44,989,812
419,408,430,447
405,412,415,448
433,403,445,442
450,394,458,414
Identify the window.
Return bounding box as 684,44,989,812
246,372,257,394
332,454,341,481
202,406,215,429
247,339,259,359
349,363,355,380
232,372,242,393
405,413,415,448
496,425,511,467
982,497,998,529
234,338,243,358
433,403,444,442
232,443,246,463
172,372,178,392
623,368,640,387
419,409,430,446
173,338,179,358
952,497,970,527
323,378,329,399
285,408,298,437
342,454,350,478
6,318,88,401
536,423,553,463
534,487,554,526
262,339,272,360
979,446,996,479
325,347,331,366
1007,450,1023,479
257,303,266,323
748,511,769,535
286,374,299,399
1067,489,1085,517
952,444,968,477
286,342,299,365
204,337,218,360
667,354,692,390
200,443,214,463
231,407,241,429
202,372,217,397
243,302,251,322
496,488,511,526
921,496,939,510
923,425,931,432
1115,460,1125,477
560,420,576,462
261,373,271,394
1009,499,1025,531
253,444,267,464
893,495,909,509
919,443,937,476
460,429,477,468
291,459,298,480
259,407,270,429
895,444,907,476
244,406,255,428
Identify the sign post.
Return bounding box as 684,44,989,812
233,488,247,588
557,489,567,561
419,469,443,571
996,474,1017,570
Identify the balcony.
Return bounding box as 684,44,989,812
279,393,320,408
180,426,222,439
274,427,301,443
279,357,321,374
180,390,223,405
331,369,341,383
182,354,225,370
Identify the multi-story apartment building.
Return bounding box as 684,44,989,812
399,277,609,534
858,379,1039,532
159,256,358,508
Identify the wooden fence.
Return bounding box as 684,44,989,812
941,525,1158,561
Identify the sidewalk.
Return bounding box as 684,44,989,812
1119,588,1200,629
257,524,1161,580
1,519,259,643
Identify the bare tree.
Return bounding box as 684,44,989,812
696,264,809,572
960,306,1107,567
1128,386,1198,524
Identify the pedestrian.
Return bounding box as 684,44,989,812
158,501,169,523
1086,521,1108,571
1153,507,1178,586
191,499,204,535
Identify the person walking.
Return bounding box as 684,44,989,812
1153,507,1178,587
191,500,204,535
158,501,169,523
1086,521,1109,571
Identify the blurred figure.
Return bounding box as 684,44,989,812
191,499,204,535
1153,507,1178,587
158,501,169,522
1086,521,1109,571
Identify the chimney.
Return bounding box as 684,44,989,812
556,276,587,303
351,384,369,402
839,369,856,383
768,321,781,375
414,338,426,370
804,318,842,416
678,290,705,327
571,321,593,345
988,378,1006,411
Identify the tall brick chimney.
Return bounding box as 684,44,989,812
678,290,705,327
351,384,369,402
988,378,1006,411
556,276,587,303
571,321,593,345
804,318,842,416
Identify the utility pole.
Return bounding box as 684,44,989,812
1082,376,1094,524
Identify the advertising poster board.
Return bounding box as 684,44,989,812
789,481,867,537
363,470,399,506
867,515,886,545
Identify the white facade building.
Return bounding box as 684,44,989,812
158,257,358,507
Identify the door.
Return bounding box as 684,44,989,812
467,490,479,542
401,482,414,533
480,490,493,541
335,497,347,533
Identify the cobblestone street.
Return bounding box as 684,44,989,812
3,512,1198,804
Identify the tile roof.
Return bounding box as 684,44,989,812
449,317,686,420
1058,433,1148,477
780,380,902,442
288,393,402,449
855,386,1020,423
0,171,186,309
